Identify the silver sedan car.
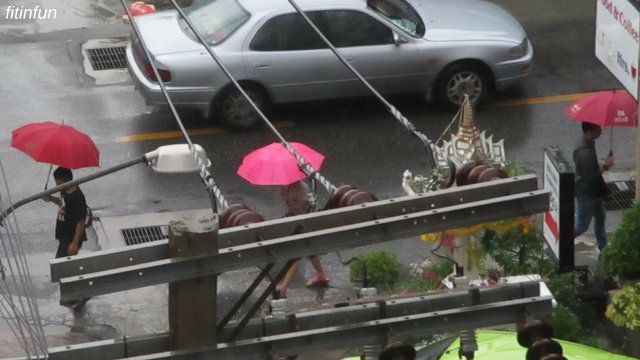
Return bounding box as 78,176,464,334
127,0,533,129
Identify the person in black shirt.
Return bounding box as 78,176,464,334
43,167,90,308
573,122,614,250
44,167,87,257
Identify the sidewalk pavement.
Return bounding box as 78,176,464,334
575,169,633,274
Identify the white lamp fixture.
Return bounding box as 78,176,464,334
144,144,211,174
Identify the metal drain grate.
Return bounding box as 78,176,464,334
86,46,127,70
604,180,636,211
121,225,168,246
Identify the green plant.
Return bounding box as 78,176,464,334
483,226,554,276
405,259,453,293
426,258,454,279
606,282,640,330
549,304,581,342
350,251,401,291
602,202,640,278
546,272,580,313
502,161,531,177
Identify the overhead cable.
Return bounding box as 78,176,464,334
286,0,437,170
120,0,228,212
167,0,337,194
0,160,48,357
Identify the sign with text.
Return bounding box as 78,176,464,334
595,0,640,99
543,146,575,272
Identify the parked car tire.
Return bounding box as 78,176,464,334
437,62,491,109
214,84,270,130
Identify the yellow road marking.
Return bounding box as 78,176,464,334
116,120,296,143
492,91,599,108
117,91,609,142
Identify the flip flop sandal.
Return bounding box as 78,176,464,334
305,277,329,287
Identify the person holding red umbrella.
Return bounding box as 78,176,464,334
43,167,91,309
573,122,614,250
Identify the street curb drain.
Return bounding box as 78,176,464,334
100,209,212,248
86,46,127,71
121,225,168,246
81,38,131,85
604,180,635,211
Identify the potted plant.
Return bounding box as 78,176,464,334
406,259,454,293
606,282,640,330
602,202,640,280
605,282,640,357
349,251,401,292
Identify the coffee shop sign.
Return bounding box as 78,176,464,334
596,0,640,99
601,0,640,42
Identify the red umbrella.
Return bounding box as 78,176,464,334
565,89,637,127
11,121,100,169
237,142,324,185
565,89,638,154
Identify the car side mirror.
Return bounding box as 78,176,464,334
393,32,408,46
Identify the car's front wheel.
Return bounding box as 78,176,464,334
214,84,270,130
436,63,491,109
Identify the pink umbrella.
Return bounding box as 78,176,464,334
237,142,325,185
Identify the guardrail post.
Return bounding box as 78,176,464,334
168,215,218,350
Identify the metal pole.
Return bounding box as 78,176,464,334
636,79,640,201
0,156,146,225
216,263,275,332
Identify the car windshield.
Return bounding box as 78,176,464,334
178,0,249,44
367,0,424,37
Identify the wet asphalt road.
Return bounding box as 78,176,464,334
0,0,632,358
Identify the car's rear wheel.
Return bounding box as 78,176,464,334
436,63,491,109
214,84,270,130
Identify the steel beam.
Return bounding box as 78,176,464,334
47,283,550,359
50,175,538,281
116,296,553,360
48,334,171,360
58,190,548,301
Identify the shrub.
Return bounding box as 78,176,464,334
483,226,554,276
602,202,640,278
550,304,581,342
606,282,640,330
350,251,401,291
546,272,580,313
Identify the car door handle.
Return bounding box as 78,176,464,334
254,63,271,69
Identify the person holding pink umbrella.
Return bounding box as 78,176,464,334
275,180,329,299
236,141,330,299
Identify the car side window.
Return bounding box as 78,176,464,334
251,12,326,51
322,10,394,47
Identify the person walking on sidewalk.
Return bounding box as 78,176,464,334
43,167,91,308
276,180,329,299
573,122,614,250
